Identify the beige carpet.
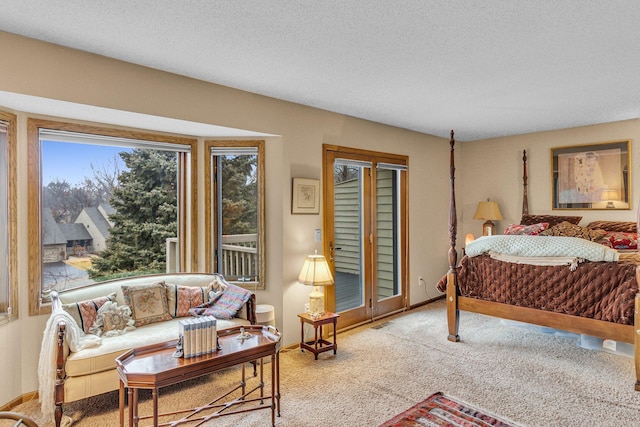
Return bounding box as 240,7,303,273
12,299,640,426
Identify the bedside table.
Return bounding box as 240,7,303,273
297,312,339,360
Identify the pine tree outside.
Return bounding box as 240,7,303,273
40,138,181,294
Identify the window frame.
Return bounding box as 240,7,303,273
27,118,198,315
0,110,17,324
204,140,266,290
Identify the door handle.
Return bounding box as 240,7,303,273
329,242,342,261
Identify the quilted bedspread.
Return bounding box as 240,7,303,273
465,235,619,262
436,254,638,325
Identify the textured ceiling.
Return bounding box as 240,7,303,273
1,1,640,141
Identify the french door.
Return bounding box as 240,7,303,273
322,145,408,329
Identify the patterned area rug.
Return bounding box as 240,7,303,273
379,392,519,427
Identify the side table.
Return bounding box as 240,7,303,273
298,312,339,360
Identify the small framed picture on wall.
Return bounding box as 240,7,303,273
292,178,320,214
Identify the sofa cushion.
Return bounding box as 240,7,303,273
64,316,249,377
122,282,172,327
165,283,211,317
88,301,136,337
62,292,117,334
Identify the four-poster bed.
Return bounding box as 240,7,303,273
442,130,640,391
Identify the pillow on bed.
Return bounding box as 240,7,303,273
520,214,582,227
586,220,636,233
539,221,607,241
504,222,549,236
597,231,638,250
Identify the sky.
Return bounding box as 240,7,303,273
42,141,131,186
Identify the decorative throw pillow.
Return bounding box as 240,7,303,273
62,292,117,334
208,274,228,295
597,231,638,250
504,222,549,236
520,214,582,227
88,301,136,337
122,282,172,327
539,221,607,242
188,282,252,320
586,220,637,233
165,283,212,317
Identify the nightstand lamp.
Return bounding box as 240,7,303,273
473,200,503,236
298,251,334,319
601,189,619,209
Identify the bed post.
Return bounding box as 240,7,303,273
634,290,640,391
522,150,529,215
446,130,460,342
635,206,640,391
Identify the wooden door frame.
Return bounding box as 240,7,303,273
322,144,409,328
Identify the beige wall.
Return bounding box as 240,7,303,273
460,120,640,239
0,32,452,404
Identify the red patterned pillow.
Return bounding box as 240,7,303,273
597,231,638,250
164,283,211,317
504,222,549,236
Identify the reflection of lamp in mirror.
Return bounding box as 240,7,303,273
473,200,503,236
298,251,334,319
601,189,620,209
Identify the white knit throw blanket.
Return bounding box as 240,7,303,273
38,307,101,424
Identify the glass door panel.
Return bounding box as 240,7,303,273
375,168,400,302
333,164,364,312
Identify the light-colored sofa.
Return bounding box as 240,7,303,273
46,273,256,427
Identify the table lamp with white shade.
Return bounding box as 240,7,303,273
298,251,334,319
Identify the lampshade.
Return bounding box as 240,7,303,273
473,200,503,236
601,189,620,209
473,201,503,221
298,252,334,319
601,189,620,201
298,253,334,287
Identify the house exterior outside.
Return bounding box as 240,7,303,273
57,223,92,256
73,203,114,253
42,203,114,261
41,211,67,263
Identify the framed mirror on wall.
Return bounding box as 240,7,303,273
551,140,630,210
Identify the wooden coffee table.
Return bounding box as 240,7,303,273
116,325,281,427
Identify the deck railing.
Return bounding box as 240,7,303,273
220,234,258,281
166,234,258,281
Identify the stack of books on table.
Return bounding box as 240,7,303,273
178,316,217,358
